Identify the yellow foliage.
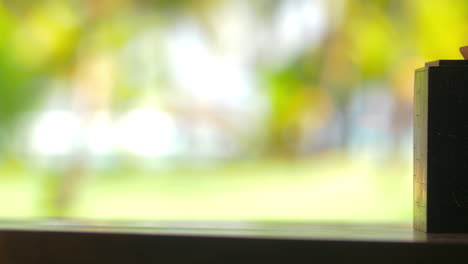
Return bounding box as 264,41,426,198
10,2,79,70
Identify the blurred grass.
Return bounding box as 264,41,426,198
0,154,412,223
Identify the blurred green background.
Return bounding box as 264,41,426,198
0,0,464,223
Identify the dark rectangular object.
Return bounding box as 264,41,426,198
425,60,468,67
1,221,468,264
414,60,468,232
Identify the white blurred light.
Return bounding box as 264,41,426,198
87,112,113,155
273,0,328,61
114,107,178,157
165,20,255,110
30,110,81,155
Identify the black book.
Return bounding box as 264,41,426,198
414,60,468,232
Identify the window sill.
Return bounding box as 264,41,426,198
0,221,465,263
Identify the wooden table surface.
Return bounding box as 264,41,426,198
0,220,467,263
